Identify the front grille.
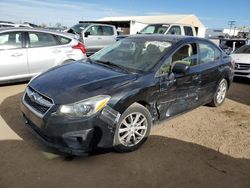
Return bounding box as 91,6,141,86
235,72,249,76
235,63,250,70
24,87,53,115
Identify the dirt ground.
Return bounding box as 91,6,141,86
0,79,249,188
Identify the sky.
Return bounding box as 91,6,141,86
0,0,250,29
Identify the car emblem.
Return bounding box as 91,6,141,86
27,90,43,103
235,63,240,69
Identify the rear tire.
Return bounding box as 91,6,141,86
209,78,228,107
113,103,152,153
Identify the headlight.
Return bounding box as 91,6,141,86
57,95,111,118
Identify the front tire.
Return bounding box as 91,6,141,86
113,103,152,153
209,78,228,107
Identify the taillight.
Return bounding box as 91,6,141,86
72,42,87,54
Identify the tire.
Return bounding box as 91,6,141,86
209,78,228,107
113,103,152,153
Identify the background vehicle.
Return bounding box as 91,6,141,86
231,44,250,79
0,21,33,28
219,38,246,54
0,27,87,84
139,23,197,36
21,35,234,155
116,23,197,41
67,23,117,56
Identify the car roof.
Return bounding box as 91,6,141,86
0,27,75,38
125,34,197,43
145,23,194,27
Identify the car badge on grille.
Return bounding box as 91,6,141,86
27,90,43,103
235,63,240,69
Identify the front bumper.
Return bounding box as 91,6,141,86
21,100,120,156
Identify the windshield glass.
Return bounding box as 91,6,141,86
90,38,172,72
140,24,170,34
234,45,250,54
69,23,90,34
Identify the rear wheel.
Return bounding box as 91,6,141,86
113,103,152,152
209,78,228,107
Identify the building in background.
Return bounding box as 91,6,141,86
90,14,205,37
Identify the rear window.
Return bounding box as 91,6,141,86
184,26,194,36
56,36,71,44
28,32,58,47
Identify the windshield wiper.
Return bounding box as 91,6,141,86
94,60,130,73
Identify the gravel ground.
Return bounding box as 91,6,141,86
0,79,249,188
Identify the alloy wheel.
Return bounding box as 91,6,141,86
118,112,148,147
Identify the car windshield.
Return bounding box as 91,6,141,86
234,45,250,54
140,24,170,34
69,23,90,34
90,38,172,73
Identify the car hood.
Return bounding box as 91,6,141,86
29,61,137,104
231,54,250,64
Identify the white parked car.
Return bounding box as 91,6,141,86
231,45,250,79
0,28,87,84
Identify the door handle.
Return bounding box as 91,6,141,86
11,53,23,57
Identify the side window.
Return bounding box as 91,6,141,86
158,43,198,75
102,26,114,35
184,26,194,36
86,25,103,36
0,32,22,50
56,36,71,44
167,26,181,35
28,32,58,47
198,43,221,64
141,26,155,33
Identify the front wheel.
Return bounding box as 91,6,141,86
209,78,228,107
113,103,152,152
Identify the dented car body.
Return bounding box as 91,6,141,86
21,35,234,155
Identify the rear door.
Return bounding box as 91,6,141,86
26,31,60,76
197,41,222,103
0,31,29,81
156,42,201,119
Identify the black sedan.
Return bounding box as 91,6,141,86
21,35,234,155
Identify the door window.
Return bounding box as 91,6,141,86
184,26,194,36
167,26,181,35
0,32,22,50
86,25,103,36
102,26,114,35
86,25,114,36
28,32,58,47
158,43,198,76
198,43,221,64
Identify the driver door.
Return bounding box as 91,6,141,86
156,43,201,120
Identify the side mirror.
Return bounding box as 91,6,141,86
172,62,190,74
84,32,90,37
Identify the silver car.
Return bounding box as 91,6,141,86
0,27,87,84
231,44,250,79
